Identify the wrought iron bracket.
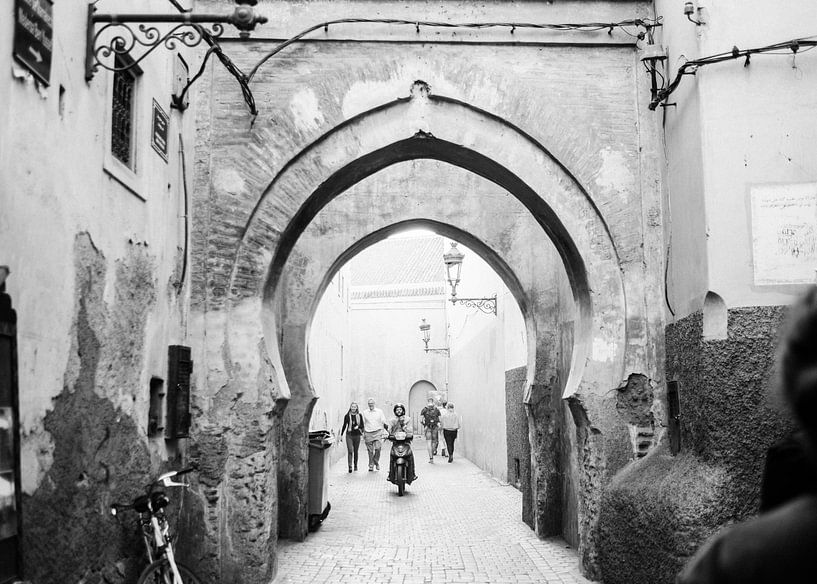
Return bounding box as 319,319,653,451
424,348,450,356
450,294,497,315
84,2,267,82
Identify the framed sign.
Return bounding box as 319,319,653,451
13,0,53,85
750,182,817,285
151,100,169,162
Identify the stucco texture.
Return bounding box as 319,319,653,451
21,234,158,583
597,307,794,584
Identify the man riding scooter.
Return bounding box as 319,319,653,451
387,403,418,488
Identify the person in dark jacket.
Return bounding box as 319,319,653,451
677,286,817,584
420,397,441,462
340,402,364,473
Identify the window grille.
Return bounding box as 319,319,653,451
111,56,137,167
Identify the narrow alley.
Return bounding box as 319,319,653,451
274,440,590,584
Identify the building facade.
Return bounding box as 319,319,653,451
1,1,816,583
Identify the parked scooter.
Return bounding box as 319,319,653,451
387,430,416,496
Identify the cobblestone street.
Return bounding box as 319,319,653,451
273,440,590,584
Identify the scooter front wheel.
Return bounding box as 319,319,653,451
396,465,406,496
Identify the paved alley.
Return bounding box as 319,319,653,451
273,441,591,584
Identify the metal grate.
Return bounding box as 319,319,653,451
111,57,136,167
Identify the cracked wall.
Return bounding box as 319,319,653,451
21,234,158,583
596,307,793,584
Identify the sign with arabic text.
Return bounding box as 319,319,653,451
751,182,817,285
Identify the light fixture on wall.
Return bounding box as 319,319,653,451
84,0,266,113
418,319,449,355
683,2,704,26
443,242,497,315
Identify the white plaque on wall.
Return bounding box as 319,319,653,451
751,182,817,285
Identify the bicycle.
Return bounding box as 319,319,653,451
110,468,202,584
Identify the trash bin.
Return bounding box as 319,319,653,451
307,430,333,530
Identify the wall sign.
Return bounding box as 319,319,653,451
151,100,169,162
13,0,53,86
751,182,817,285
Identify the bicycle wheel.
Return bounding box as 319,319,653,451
137,558,202,584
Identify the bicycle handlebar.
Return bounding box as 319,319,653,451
156,467,196,488
110,467,198,514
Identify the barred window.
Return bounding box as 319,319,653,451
111,56,137,168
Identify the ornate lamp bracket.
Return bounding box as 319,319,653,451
424,348,450,356
450,294,497,316
84,1,267,82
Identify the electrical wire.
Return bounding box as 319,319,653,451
245,17,661,83
165,0,259,116
650,34,817,109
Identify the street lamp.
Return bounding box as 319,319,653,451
442,242,497,315
418,318,449,355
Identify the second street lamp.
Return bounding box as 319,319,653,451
418,318,449,355
442,242,497,315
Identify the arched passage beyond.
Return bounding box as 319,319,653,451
216,87,642,579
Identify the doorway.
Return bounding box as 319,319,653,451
408,380,437,434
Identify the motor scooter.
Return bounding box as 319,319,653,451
387,431,415,496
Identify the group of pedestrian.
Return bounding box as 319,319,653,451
339,398,388,472
339,396,462,475
419,397,461,463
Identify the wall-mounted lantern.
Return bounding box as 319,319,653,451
419,318,449,356
443,242,497,315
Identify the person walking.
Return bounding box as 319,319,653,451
441,402,461,463
361,398,388,471
676,286,817,584
420,397,441,462
340,402,364,473
439,399,448,457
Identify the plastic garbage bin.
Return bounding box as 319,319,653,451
308,430,333,530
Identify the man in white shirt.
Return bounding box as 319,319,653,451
361,398,388,471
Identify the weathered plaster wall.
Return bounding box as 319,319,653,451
656,0,817,314
594,4,817,583
597,307,793,584
21,235,155,583
0,1,199,581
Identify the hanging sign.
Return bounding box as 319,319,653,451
151,100,170,162
13,0,53,86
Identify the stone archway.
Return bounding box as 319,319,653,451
193,83,659,582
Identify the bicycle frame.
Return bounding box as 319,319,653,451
112,468,194,584
146,499,183,584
